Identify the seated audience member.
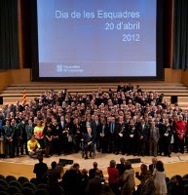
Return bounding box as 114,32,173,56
171,175,185,195
33,155,48,184
27,134,41,158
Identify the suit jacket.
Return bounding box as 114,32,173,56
149,127,160,142
33,162,48,183
98,123,108,138
137,123,149,141
83,132,93,144
149,164,156,174
91,120,100,139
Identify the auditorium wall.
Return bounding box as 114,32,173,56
0,69,30,91
0,68,184,93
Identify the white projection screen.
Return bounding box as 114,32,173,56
32,0,164,81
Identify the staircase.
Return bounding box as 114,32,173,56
0,82,188,110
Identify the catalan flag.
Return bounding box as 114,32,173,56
23,88,27,106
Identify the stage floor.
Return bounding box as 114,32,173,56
1,152,188,182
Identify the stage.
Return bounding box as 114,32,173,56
1,152,188,184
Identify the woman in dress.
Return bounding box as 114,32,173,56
153,160,167,195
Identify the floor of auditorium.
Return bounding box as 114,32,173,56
1,152,188,185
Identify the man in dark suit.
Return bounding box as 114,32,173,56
149,157,157,174
116,157,126,177
85,169,105,195
90,115,100,152
82,127,94,159
98,118,108,153
107,116,117,154
33,155,48,184
137,118,149,156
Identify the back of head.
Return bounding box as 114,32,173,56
125,161,132,169
156,160,164,172
37,155,43,162
51,161,57,169
93,162,98,168
120,158,126,164
110,160,116,168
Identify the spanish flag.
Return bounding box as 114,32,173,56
23,88,27,106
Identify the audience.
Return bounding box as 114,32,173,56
171,175,185,195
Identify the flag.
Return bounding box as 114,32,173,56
23,88,27,105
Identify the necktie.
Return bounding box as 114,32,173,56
111,123,114,133
102,125,105,134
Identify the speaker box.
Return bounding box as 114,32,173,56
171,96,178,104
0,97,3,105
58,159,74,166
0,154,6,158
127,158,141,164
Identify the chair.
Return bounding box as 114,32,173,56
6,186,21,195
18,176,29,185
184,184,188,194
81,141,95,159
23,182,36,191
0,179,9,189
37,183,48,190
167,180,175,194
22,187,35,195
5,175,17,184
183,173,188,180
0,174,5,180
35,188,49,195
183,178,188,185
9,180,23,190
0,191,9,195
30,177,38,186
0,184,6,192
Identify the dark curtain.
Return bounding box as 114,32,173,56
0,0,19,69
173,0,188,69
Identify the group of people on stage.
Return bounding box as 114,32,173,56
0,83,188,158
